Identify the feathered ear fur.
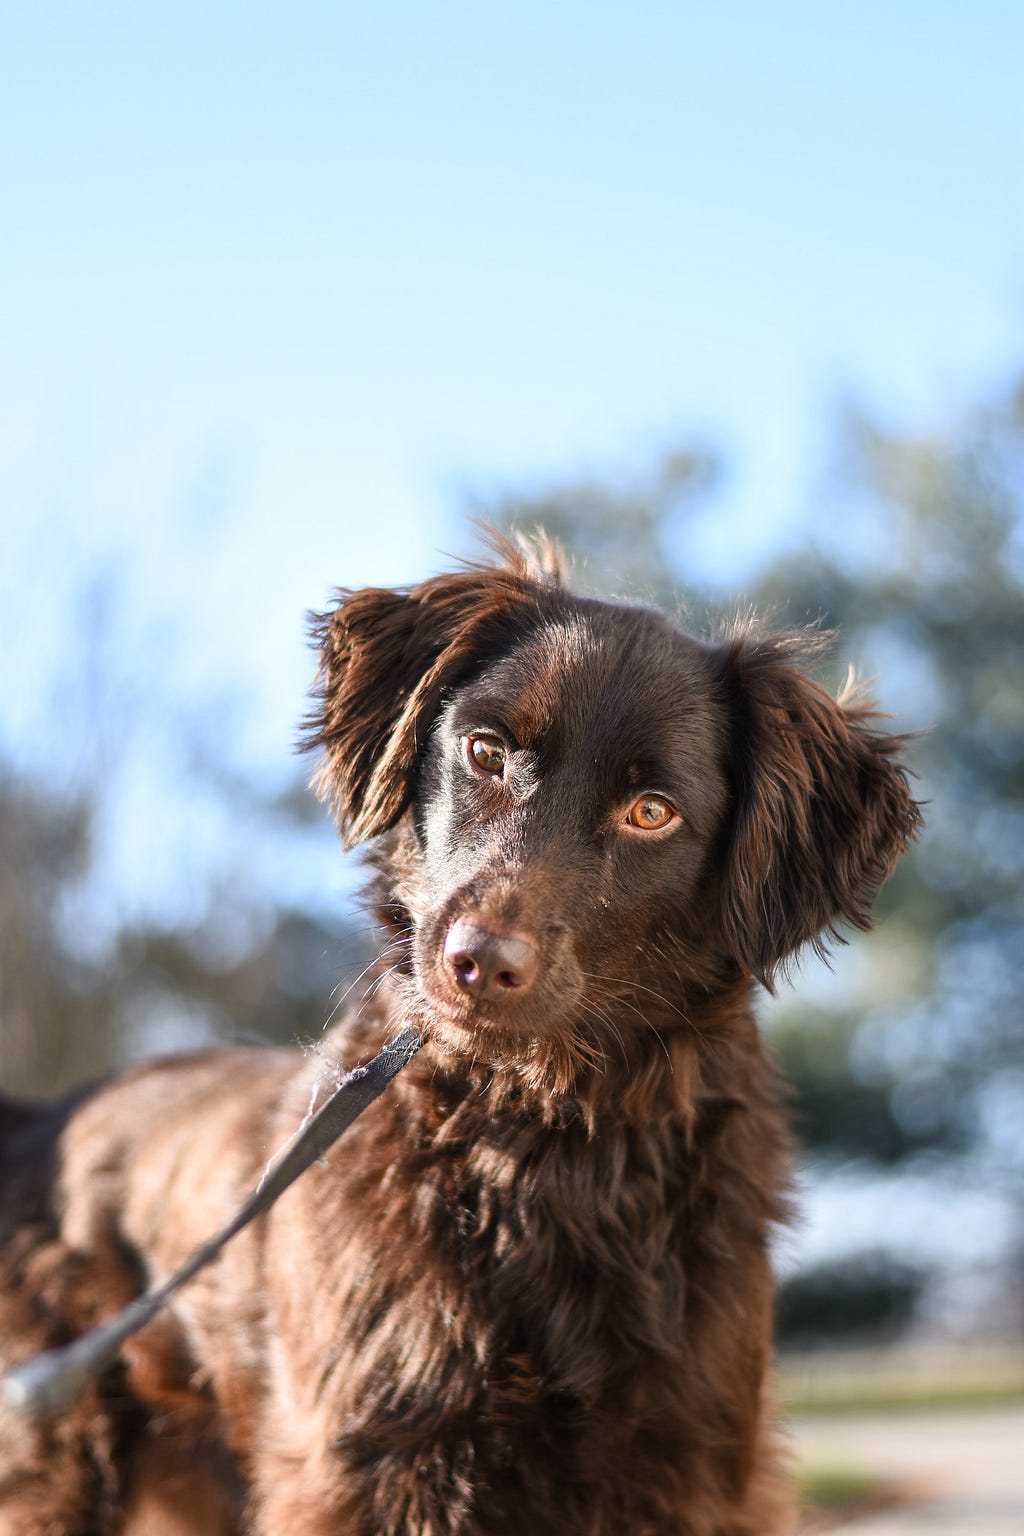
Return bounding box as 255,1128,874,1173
302,532,563,846
716,629,923,989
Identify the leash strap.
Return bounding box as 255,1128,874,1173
1,1026,422,1419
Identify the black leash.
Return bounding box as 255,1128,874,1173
0,1025,422,1420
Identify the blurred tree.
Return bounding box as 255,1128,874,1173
0,568,372,1096
0,760,373,1096
775,1251,927,1350
758,383,1024,1191
0,774,112,1092
472,441,720,605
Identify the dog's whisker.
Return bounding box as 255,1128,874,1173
343,961,408,1036
581,968,694,1028
581,970,692,1036
595,992,675,1071
361,960,407,1004
573,1000,629,1072
317,937,415,1034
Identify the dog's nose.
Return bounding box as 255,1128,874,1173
443,921,539,1001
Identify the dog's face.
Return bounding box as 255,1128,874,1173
306,537,920,1081
408,606,731,1058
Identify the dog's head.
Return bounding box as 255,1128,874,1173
305,536,921,1082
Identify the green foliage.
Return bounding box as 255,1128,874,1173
796,1459,887,1511
776,1254,926,1350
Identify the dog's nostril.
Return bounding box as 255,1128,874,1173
443,921,539,1002
450,953,479,986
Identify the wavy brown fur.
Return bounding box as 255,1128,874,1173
0,535,921,1534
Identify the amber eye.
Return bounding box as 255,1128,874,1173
626,795,675,831
468,735,507,775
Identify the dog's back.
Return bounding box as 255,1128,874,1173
0,1055,288,1535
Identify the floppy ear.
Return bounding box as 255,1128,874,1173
716,630,922,988
302,537,561,846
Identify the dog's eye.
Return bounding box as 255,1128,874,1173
626,796,675,831
467,735,507,775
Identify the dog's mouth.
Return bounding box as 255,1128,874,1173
409,968,603,1096
410,913,585,1051
414,967,564,1043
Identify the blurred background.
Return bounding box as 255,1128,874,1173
2,5,1022,1528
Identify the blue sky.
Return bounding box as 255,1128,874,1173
2,2,1023,919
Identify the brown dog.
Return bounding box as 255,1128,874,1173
0,536,920,1534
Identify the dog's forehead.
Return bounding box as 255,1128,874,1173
466,603,724,761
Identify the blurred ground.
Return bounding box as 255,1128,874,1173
792,1403,1024,1533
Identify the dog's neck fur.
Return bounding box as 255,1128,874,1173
331,961,766,1136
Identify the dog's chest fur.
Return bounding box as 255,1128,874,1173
254,1008,789,1535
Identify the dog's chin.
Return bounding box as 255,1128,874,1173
409,972,594,1089
414,984,545,1054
